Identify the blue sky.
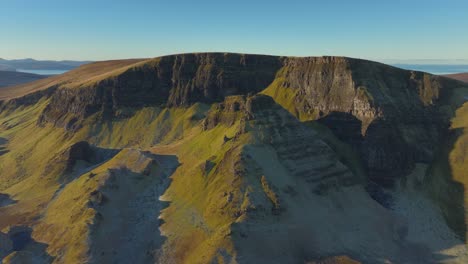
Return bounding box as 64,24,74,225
1,0,467,61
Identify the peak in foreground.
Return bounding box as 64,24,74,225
1,53,468,263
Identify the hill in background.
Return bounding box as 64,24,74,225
0,58,90,71
0,71,48,88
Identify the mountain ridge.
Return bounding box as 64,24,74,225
0,58,90,71
0,71,47,88
1,52,468,263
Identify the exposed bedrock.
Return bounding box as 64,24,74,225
37,53,282,128
273,57,464,187
204,94,361,194
15,53,467,187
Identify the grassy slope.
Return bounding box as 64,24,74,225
0,98,211,263
261,67,320,121
448,102,468,237
0,59,146,100
0,90,465,264
422,84,468,241
34,148,166,263
1,55,468,263
154,121,245,263
444,73,468,83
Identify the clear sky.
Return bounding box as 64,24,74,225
1,0,467,61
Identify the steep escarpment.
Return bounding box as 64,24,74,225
1,53,468,264
10,54,465,188
36,53,281,129
263,56,467,186
158,94,463,263
203,95,361,194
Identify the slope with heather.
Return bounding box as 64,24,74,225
444,73,468,83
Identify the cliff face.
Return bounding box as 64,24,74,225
203,94,361,193
263,56,465,187
1,53,465,189
2,53,468,263
37,53,282,128
4,53,465,188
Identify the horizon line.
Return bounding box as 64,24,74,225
2,52,468,65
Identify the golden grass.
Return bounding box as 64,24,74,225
0,59,146,100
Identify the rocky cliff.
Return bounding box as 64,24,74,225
1,53,468,264
11,53,463,188
36,53,281,129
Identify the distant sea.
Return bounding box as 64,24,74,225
16,69,68,75
390,64,468,75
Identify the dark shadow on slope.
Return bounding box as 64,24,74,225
0,137,9,156
316,112,364,147
315,113,413,209
61,141,120,179
1,226,54,263
314,113,392,207
314,110,466,260
43,141,120,184
425,127,466,243
317,113,413,188
0,193,16,207
43,142,121,213
237,97,465,263
87,153,179,264
312,112,368,182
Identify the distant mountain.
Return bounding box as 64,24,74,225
0,70,48,88
444,72,468,83
0,64,15,71
0,58,91,71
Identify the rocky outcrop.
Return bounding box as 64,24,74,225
44,141,119,182
2,53,468,263
34,148,179,263
0,86,56,111
12,53,468,187
204,94,360,194
266,57,466,187
37,53,282,129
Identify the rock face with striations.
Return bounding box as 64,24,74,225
1,53,468,263
12,53,467,188
37,53,282,128
263,56,465,186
